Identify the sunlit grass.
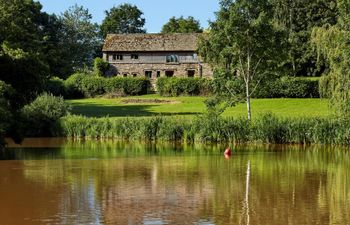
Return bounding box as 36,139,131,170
67,94,330,118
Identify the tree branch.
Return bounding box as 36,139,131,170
251,57,262,79
248,79,262,97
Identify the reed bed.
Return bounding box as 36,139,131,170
58,114,350,145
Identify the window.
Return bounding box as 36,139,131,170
131,54,139,60
132,73,138,77
112,54,116,60
166,55,179,63
117,54,123,60
123,73,128,77
157,71,161,78
145,71,152,79
187,70,195,78
165,70,174,77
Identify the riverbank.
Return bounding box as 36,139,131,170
54,114,350,145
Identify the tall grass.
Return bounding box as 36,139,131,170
58,114,350,146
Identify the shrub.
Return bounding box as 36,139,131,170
46,77,66,97
22,93,71,136
79,76,106,97
64,73,87,98
156,77,212,96
63,73,151,98
123,77,151,95
93,57,110,76
253,77,320,98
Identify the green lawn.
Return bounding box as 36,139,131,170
67,94,331,118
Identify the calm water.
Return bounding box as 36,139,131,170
1,139,350,225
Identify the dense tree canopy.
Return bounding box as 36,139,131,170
0,81,13,146
57,4,101,76
100,3,146,37
199,0,287,120
161,16,203,33
312,0,350,115
272,0,338,76
0,0,53,105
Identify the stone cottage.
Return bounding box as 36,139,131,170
102,33,213,81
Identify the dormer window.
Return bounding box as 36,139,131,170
166,55,179,63
131,54,139,60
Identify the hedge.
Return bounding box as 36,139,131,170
156,77,212,96
253,77,320,98
156,76,319,98
46,74,151,98
46,74,319,99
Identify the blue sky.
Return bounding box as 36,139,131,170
37,0,220,33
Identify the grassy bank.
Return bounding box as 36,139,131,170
57,114,350,145
67,95,330,118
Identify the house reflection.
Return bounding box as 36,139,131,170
100,159,215,225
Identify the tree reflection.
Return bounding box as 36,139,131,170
0,141,349,225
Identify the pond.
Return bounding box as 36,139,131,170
1,139,349,225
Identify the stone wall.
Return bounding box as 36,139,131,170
107,62,213,82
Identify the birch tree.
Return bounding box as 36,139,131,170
199,0,287,120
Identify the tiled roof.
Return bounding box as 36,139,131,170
102,33,202,52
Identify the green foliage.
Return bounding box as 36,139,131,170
82,76,150,97
198,0,288,120
46,77,66,97
57,114,350,145
0,81,14,146
312,0,350,115
58,4,101,75
105,77,150,96
101,3,146,37
161,16,203,33
253,77,320,98
79,76,106,97
93,57,109,76
251,113,287,143
62,73,151,98
21,93,71,136
272,0,338,76
0,0,65,104
64,73,87,98
0,43,49,107
156,77,212,96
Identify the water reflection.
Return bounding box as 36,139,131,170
0,139,349,225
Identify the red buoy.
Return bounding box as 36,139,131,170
224,147,232,157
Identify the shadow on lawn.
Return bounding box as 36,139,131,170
71,103,200,117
